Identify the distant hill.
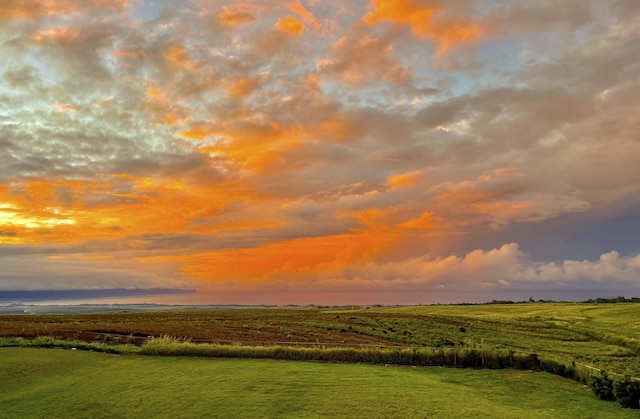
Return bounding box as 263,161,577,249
0,288,196,302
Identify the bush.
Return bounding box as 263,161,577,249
613,376,640,409
590,373,615,401
0,337,27,347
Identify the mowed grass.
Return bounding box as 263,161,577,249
0,348,634,419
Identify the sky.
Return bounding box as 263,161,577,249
1,0,640,305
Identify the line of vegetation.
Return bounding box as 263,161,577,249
137,337,589,381
0,336,139,355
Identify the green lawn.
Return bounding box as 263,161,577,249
0,347,634,418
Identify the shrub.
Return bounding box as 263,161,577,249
613,376,640,409
590,373,615,401
0,337,27,347
31,336,56,347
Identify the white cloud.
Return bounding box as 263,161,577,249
269,244,640,289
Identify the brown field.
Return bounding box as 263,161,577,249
0,308,396,346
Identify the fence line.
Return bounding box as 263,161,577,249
573,360,640,381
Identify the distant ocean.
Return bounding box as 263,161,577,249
0,288,634,313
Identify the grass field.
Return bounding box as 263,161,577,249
0,347,635,419
2,302,639,374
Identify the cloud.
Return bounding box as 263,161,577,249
287,0,323,32
429,169,590,229
0,0,134,21
170,241,640,294
387,170,425,189
218,6,256,26
275,16,304,35
318,34,412,87
363,0,485,56
517,251,640,283
0,252,190,291
484,1,595,35
0,1,639,302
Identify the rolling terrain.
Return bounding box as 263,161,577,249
2,302,639,374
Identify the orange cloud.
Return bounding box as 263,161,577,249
0,1,56,19
287,0,322,31
398,211,435,229
364,0,484,55
387,170,424,188
142,85,191,126
199,124,303,174
319,35,411,87
0,0,132,21
0,180,103,244
0,176,254,245
218,6,256,26
338,208,387,228
316,117,365,143
179,126,211,140
227,77,262,98
177,228,398,284
53,102,79,112
146,86,168,101
364,0,436,28
111,46,146,59
165,45,198,72
32,27,81,43
275,16,304,35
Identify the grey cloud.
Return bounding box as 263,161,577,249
318,33,412,88
0,253,190,291
2,65,41,90
486,1,594,34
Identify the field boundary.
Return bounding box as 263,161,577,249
573,360,640,381
56,329,408,348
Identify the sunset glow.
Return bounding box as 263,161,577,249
1,0,640,304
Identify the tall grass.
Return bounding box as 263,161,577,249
0,336,138,354
138,336,579,374
0,335,596,381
